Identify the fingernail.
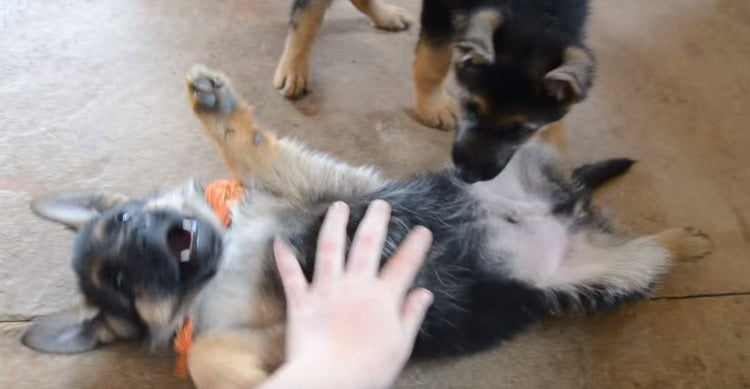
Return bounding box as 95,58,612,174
420,289,434,306
414,225,433,239
370,199,390,212
272,236,284,253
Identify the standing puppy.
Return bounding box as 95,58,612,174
413,0,594,182
274,0,412,97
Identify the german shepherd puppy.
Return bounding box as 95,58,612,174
279,1,593,182
413,0,595,182
23,67,711,388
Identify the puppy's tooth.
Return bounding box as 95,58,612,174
180,249,191,263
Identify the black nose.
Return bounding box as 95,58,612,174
451,143,472,171
452,146,502,183
456,167,480,183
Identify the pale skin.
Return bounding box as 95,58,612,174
260,200,434,389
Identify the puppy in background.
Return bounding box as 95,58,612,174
414,0,595,182
275,1,596,183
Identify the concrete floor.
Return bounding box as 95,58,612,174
1,0,748,387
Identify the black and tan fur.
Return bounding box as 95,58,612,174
275,0,595,182
274,0,412,97
413,0,596,182
23,67,713,389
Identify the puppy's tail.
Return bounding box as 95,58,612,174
573,158,635,191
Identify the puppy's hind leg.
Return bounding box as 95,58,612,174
188,327,284,389
274,0,332,98
349,0,412,31
654,227,714,262
523,227,713,311
186,65,385,204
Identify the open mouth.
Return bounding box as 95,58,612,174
167,219,197,263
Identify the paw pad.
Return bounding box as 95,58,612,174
186,65,236,114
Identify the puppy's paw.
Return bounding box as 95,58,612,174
658,227,714,261
415,90,457,130
370,4,412,31
273,57,309,98
186,65,238,116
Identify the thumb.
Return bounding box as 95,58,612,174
401,288,433,339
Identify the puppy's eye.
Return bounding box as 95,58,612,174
116,212,130,223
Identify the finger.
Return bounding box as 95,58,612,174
401,288,433,339
273,237,308,308
346,200,391,278
313,201,350,286
380,226,432,291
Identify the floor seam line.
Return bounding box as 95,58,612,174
650,291,750,301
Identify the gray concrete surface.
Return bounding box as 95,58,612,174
1,0,748,387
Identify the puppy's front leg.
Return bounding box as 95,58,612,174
186,66,280,183
413,36,456,130
186,65,385,204
188,328,284,389
274,0,332,98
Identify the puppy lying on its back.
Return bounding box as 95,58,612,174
22,66,712,389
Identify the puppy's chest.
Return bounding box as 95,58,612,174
192,212,287,334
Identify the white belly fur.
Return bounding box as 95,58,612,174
470,148,571,287
470,146,671,292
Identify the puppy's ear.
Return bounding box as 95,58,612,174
455,9,503,66
544,46,595,104
31,192,130,230
22,304,113,354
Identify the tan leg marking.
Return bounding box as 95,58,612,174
214,107,281,182
188,327,285,389
273,1,329,97
186,65,383,203
186,66,281,183
655,227,714,261
413,38,457,130
349,0,412,31
538,120,568,157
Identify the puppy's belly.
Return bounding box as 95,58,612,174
485,210,570,288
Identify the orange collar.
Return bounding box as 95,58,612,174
174,179,244,378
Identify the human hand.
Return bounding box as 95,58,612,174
266,200,433,389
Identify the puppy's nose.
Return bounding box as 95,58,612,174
452,142,471,168
452,144,483,183
456,167,480,184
